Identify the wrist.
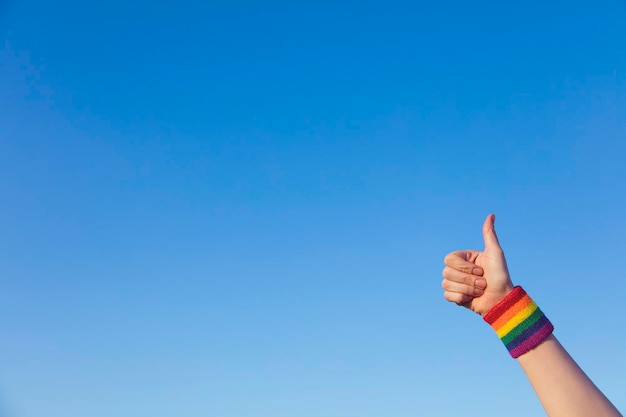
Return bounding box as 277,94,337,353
489,284,515,311
483,286,554,358
476,284,515,318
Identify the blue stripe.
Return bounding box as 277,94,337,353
505,314,549,351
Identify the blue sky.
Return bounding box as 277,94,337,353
1,1,625,416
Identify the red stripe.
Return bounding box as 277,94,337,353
484,286,527,325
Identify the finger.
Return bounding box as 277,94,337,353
442,266,487,289
482,213,502,251
442,277,485,296
443,290,473,306
443,251,484,275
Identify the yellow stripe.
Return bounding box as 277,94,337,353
496,302,538,338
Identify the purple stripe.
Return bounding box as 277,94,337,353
509,321,554,358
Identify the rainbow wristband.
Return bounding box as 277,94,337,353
483,286,554,358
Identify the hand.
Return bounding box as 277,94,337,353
441,214,514,316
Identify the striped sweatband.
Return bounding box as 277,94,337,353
483,286,554,358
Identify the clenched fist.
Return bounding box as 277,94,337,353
442,214,514,316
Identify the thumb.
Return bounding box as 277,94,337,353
482,213,502,251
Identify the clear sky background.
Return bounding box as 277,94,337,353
1,1,625,416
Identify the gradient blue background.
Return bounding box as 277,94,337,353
1,1,625,416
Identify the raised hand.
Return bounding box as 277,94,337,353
441,214,514,316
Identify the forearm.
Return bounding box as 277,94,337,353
517,334,622,417
482,286,622,417
442,215,623,417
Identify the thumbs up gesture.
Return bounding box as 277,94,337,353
442,214,515,316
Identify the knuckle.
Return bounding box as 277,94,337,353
456,294,470,306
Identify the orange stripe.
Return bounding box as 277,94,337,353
492,294,533,331
496,302,537,337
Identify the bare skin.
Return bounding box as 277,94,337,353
442,214,623,417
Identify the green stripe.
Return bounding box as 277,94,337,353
501,308,544,345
